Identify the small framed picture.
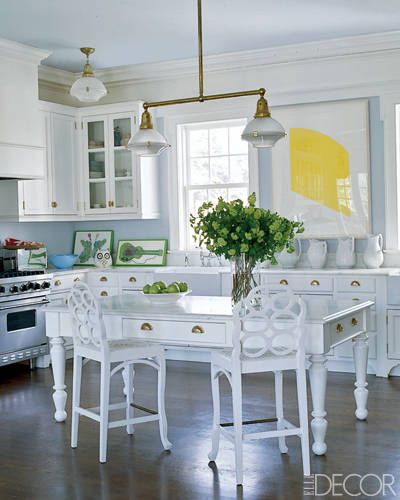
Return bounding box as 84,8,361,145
73,230,114,266
115,239,168,267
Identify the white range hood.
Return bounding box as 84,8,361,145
0,38,50,180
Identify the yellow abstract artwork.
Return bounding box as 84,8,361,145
290,128,351,216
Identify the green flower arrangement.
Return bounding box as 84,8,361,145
190,193,304,303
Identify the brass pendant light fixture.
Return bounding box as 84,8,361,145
127,0,285,156
70,47,107,103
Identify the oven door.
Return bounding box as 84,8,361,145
0,297,50,354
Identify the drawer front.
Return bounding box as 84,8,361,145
263,275,333,293
91,287,119,298
335,277,376,293
334,293,376,331
330,312,364,348
123,319,227,346
118,272,153,289
87,272,118,287
52,273,85,290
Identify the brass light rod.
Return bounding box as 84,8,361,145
141,0,267,113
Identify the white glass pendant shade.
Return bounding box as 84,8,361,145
70,76,107,103
126,127,170,156
241,116,286,148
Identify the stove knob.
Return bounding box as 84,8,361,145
9,286,19,294
0,286,5,293
19,283,28,292
41,281,51,289
29,282,41,290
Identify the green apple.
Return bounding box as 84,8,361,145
143,284,151,294
154,281,167,290
149,284,161,294
178,282,188,292
166,283,180,294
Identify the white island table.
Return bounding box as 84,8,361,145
45,294,374,455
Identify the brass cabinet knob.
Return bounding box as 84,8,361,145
54,280,62,286
100,291,108,297
279,279,289,286
310,279,320,286
192,325,205,334
100,276,108,282
129,276,137,283
73,277,80,282
351,317,358,327
51,201,57,208
108,201,114,208
336,323,344,333
351,280,361,287
140,322,153,331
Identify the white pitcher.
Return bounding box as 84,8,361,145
336,236,356,269
276,239,301,268
363,234,384,269
307,239,327,269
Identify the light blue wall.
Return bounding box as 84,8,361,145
0,101,385,254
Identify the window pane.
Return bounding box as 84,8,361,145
228,187,248,201
230,155,249,183
208,188,228,204
229,126,248,154
210,156,229,184
189,189,208,216
189,129,208,156
210,128,228,155
190,158,209,185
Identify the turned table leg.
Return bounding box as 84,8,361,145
353,333,369,420
50,337,67,422
308,354,328,456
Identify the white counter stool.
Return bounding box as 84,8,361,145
67,282,171,463
208,286,310,485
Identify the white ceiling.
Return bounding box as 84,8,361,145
1,0,400,72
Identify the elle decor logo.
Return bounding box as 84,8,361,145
304,473,396,497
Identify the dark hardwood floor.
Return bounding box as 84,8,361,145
0,360,399,500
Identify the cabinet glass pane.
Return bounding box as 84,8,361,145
113,118,131,147
89,182,106,209
115,179,133,208
114,150,132,177
88,121,105,149
89,152,105,179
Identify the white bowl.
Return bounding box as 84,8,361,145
142,290,191,304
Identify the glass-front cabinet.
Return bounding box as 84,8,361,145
83,112,138,214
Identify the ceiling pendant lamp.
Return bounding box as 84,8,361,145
127,0,285,156
70,47,107,103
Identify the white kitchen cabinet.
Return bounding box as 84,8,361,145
388,309,400,359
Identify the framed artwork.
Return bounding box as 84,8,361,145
115,239,168,266
270,99,371,238
73,230,114,266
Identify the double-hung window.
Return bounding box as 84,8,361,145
176,118,258,249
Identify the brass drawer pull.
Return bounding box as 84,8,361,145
108,200,114,208
51,201,57,208
54,280,62,286
279,279,288,286
73,277,80,282
351,317,358,327
192,325,205,334
310,279,320,286
351,280,361,287
140,322,153,331
100,291,108,297
129,276,137,283
336,323,344,333
100,276,108,282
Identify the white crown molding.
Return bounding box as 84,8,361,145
38,30,400,87
0,37,50,64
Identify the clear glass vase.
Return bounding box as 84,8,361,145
230,254,257,306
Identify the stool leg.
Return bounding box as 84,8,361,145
274,370,288,453
71,354,83,448
232,369,243,486
126,363,134,435
157,355,172,450
208,364,221,462
297,367,311,476
99,361,111,463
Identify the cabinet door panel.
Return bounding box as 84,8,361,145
52,113,77,214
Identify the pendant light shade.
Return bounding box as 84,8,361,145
241,93,285,148
70,48,107,103
126,109,170,156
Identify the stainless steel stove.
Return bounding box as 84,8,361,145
0,270,53,367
